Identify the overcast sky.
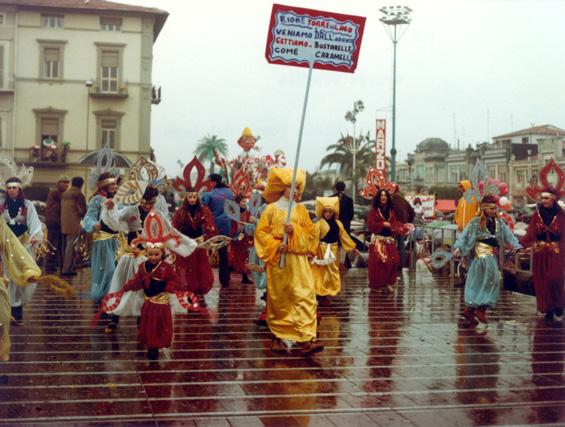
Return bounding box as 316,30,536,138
121,0,565,177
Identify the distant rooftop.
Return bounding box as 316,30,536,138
0,0,168,39
493,124,565,139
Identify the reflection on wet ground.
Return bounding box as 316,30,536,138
1,268,563,425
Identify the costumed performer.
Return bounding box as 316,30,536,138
1,174,43,325
254,168,323,356
311,196,357,305
453,195,521,326
82,172,119,302
367,189,404,292
229,195,253,284
520,188,565,321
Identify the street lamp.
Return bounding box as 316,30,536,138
380,5,412,182
345,100,364,210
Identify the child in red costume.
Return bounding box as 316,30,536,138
122,246,177,360
229,195,253,284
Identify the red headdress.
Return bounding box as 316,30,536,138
525,158,565,201
172,156,208,195
131,211,181,250
231,168,252,198
360,168,398,200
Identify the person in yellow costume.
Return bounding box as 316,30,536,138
455,180,479,232
0,218,43,362
254,168,323,356
311,197,357,305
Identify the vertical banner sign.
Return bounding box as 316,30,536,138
375,119,387,177
265,4,366,73
265,4,365,266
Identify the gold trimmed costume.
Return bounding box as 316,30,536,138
254,168,318,343
312,197,356,297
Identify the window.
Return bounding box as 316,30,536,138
41,117,59,144
42,15,63,28
101,50,119,93
100,119,117,148
43,47,60,79
416,165,424,180
521,137,529,144
94,110,123,149
100,17,122,31
437,166,445,182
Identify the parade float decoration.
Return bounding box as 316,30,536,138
113,156,163,206
172,156,209,196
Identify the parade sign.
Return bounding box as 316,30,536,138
376,119,386,176
265,4,366,73
407,194,436,218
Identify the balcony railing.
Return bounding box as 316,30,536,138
89,82,128,99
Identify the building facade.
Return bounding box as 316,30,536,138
397,124,565,201
0,0,167,186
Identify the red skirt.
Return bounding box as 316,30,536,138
532,245,565,313
138,300,173,349
229,239,250,273
175,248,214,295
368,239,399,289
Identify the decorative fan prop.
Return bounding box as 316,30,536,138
429,249,453,270
197,235,232,251
248,191,264,218
0,158,34,188
525,159,565,201
172,156,209,194
114,156,168,205
224,199,241,223
360,168,398,200
113,180,147,206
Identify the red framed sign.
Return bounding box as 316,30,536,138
375,119,386,176
265,4,366,73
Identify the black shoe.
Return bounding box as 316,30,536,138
545,311,555,321
254,318,267,326
241,274,253,284
147,348,159,360
555,307,563,317
11,306,23,326
61,271,77,276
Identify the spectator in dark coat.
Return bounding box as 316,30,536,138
332,181,354,269
390,184,415,270
45,175,70,272
60,177,86,276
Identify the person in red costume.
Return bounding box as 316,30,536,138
121,245,177,360
172,188,218,301
229,195,253,284
367,189,403,292
520,188,565,321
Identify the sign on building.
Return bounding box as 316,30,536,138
376,119,386,176
265,4,366,73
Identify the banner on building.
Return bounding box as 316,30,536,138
375,119,386,176
265,4,366,73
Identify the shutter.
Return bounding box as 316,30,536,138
41,118,59,136
101,51,119,67
44,47,59,62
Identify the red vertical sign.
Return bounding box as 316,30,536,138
375,119,386,177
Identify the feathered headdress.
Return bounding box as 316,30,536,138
0,158,34,189
464,159,499,205
87,144,120,191
172,156,209,195
525,158,565,201
360,168,397,200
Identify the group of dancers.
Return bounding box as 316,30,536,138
0,149,563,362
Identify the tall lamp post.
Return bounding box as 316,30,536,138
380,5,412,182
345,100,364,210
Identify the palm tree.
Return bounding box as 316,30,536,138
320,132,376,185
194,134,228,173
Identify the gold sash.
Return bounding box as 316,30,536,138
18,232,30,245
93,230,117,241
475,242,494,258
534,241,560,254
145,292,169,305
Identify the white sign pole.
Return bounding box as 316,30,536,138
279,58,314,268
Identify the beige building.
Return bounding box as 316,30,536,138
0,0,167,187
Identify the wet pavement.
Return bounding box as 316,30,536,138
1,268,564,426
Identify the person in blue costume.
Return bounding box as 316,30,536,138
82,172,119,303
201,173,234,288
453,195,521,326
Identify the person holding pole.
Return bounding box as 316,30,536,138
254,168,323,356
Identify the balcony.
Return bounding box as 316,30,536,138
22,141,71,167
89,82,128,99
